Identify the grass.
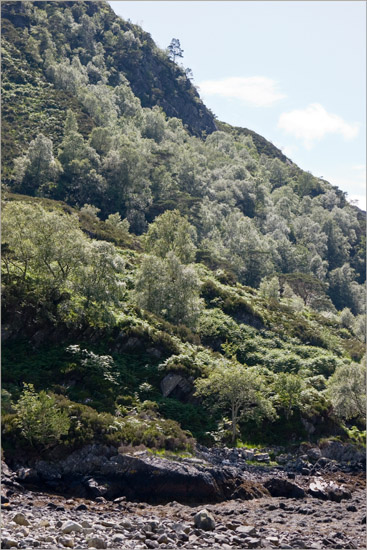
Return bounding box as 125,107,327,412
147,448,194,459
236,441,264,450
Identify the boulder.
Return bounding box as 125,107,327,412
194,509,216,531
253,453,270,463
306,447,322,463
264,477,306,499
61,520,83,534
308,477,352,502
160,373,194,402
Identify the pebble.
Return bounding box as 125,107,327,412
12,513,30,526
86,536,107,549
61,520,83,534
58,537,74,548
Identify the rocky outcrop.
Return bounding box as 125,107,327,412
319,440,366,464
13,445,269,504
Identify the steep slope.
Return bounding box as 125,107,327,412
1,0,216,152
1,0,366,462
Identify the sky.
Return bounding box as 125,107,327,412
108,1,366,209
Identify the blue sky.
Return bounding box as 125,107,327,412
109,1,366,209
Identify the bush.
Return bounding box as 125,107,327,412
13,383,70,451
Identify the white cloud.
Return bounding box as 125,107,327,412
198,76,286,107
278,103,359,149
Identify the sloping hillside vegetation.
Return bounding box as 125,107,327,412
2,0,366,461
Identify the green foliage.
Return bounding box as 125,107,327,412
13,384,70,451
1,0,366,455
259,276,280,301
273,373,306,419
158,344,221,377
2,200,125,325
195,362,276,443
134,252,202,326
144,209,197,264
327,362,366,421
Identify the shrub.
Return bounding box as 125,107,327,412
13,383,70,451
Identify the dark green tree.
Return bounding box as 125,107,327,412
167,38,183,62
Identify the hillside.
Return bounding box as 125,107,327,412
1,0,366,466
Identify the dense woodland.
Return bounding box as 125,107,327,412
1,1,366,461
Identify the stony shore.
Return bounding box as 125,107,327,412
1,441,365,549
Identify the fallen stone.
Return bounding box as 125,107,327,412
86,537,107,549
253,453,270,463
81,520,92,528
346,504,357,512
308,477,352,502
12,513,30,526
245,537,261,548
39,519,50,527
58,537,74,548
266,536,279,546
2,539,19,549
75,504,88,511
194,509,216,531
61,520,83,534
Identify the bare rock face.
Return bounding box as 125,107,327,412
319,440,365,464
13,445,270,504
160,373,195,402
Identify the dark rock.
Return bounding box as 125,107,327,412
346,504,357,512
2,537,19,549
245,537,261,548
1,495,9,504
194,509,215,531
264,477,306,499
75,504,88,511
306,447,322,463
315,457,333,469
